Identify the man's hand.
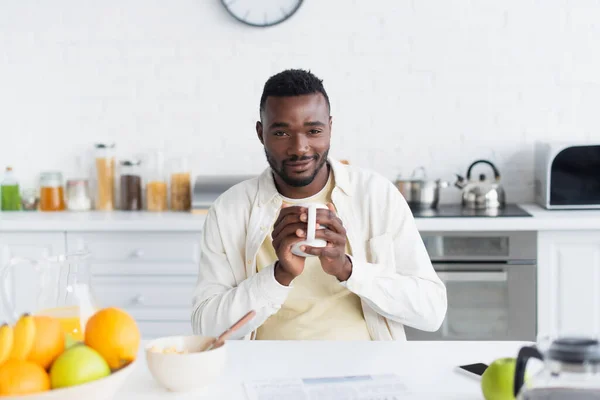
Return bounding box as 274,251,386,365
271,205,307,286
302,203,353,282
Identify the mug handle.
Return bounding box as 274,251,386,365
306,205,317,242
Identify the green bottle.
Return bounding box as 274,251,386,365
1,166,21,211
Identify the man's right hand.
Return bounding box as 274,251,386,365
271,205,307,286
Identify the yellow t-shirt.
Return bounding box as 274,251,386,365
255,173,371,340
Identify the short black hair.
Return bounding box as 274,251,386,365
259,69,330,115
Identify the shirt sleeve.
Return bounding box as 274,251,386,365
191,205,292,339
340,183,448,332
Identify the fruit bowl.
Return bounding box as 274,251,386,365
145,335,227,392
0,359,137,400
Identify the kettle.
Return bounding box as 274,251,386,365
454,160,505,209
514,337,600,399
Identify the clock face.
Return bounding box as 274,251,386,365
221,0,304,27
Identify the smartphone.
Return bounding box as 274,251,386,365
456,363,488,379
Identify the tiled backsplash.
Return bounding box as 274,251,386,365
0,1,598,204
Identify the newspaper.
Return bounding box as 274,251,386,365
243,374,411,400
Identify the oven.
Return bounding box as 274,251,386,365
405,231,537,341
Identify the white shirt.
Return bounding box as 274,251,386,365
191,158,448,340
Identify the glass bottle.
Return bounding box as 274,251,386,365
169,157,191,212
119,160,142,211
145,151,167,212
1,166,21,211
39,171,66,211
94,143,116,211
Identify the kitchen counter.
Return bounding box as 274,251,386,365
1,203,600,232
117,340,532,399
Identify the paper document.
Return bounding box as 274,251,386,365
244,374,410,400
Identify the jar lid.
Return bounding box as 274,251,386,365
548,337,600,364
66,179,88,186
95,143,115,149
120,160,141,167
40,171,63,186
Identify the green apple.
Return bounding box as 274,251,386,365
50,344,111,389
64,333,79,349
481,357,517,400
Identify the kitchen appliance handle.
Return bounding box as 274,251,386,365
466,159,501,181
437,271,507,282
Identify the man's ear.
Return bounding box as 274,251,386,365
256,121,264,145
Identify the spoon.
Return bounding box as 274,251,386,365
204,310,256,351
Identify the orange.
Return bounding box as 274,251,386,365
28,316,65,370
0,359,50,396
84,307,140,370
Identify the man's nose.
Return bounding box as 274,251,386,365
289,134,309,155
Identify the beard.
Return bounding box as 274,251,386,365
265,148,329,188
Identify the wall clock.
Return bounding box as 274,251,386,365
221,0,304,28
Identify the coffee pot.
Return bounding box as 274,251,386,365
514,337,600,399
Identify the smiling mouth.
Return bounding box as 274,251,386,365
285,158,315,172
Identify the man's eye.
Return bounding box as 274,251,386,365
309,129,321,135
273,131,287,137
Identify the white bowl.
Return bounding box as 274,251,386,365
2,359,137,400
145,335,227,392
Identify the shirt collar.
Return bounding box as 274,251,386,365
257,157,352,207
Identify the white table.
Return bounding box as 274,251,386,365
116,340,533,399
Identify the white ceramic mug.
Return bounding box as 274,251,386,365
291,203,328,257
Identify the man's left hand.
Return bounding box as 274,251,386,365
301,203,353,282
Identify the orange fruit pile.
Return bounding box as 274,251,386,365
0,307,140,396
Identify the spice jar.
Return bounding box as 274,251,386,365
145,151,167,212
94,143,116,210
169,157,191,212
39,171,66,211
120,160,142,211
66,179,91,211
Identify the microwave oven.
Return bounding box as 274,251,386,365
534,141,600,209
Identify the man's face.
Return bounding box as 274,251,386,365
257,93,332,187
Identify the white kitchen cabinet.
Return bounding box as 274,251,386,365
66,231,201,338
538,231,600,338
0,232,66,323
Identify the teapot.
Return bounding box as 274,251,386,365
514,337,600,399
0,250,98,341
455,159,505,209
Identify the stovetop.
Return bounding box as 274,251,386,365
411,203,532,218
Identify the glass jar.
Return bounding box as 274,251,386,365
39,172,65,211
119,160,142,211
169,157,191,212
20,188,39,211
145,151,167,212
94,143,116,211
66,179,92,211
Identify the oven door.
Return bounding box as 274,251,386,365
404,263,536,341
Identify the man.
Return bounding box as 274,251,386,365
191,69,447,341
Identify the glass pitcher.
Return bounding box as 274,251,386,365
0,250,98,342
514,336,600,399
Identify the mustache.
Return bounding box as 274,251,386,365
283,154,319,164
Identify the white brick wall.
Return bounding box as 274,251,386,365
0,0,598,204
